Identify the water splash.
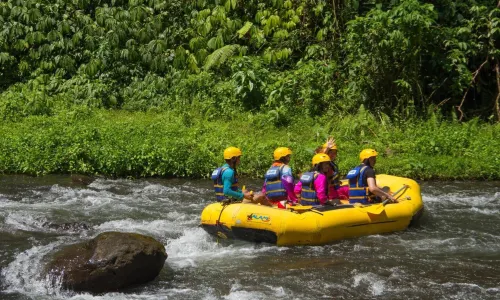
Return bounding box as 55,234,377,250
4,211,49,232
95,218,189,237
352,271,386,296
165,227,281,269
2,240,66,296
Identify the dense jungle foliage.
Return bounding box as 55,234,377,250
1,0,499,121
0,0,499,179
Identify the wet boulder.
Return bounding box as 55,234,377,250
45,231,167,294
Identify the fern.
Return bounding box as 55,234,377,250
203,44,239,71
0,52,14,64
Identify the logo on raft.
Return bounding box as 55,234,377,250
247,213,271,223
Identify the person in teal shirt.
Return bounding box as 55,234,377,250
211,147,253,201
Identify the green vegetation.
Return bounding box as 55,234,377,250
0,109,498,179
0,0,499,179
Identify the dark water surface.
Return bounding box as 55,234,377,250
0,175,499,299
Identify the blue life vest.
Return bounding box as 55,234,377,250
345,165,372,204
264,165,287,201
329,161,340,189
299,172,320,205
211,167,238,201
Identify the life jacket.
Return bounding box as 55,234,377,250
328,161,340,189
264,164,287,201
211,166,238,201
299,171,320,205
345,165,373,204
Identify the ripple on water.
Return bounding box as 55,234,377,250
424,193,499,206
95,218,195,238
222,289,267,300
426,281,500,300
470,207,500,215
132,183,200,197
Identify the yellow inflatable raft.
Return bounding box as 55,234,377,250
200,174,423,246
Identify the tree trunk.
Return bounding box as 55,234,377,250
494,1,500,121
495,60,500,122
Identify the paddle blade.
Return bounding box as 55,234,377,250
358,204,385,214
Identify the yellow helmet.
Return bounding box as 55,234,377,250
359,148,378,162
312,153,331,166
223,147,242,159
322,142,338,151
273,147,292,160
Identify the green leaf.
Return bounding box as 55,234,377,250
237,21,253,38
247,70,255,80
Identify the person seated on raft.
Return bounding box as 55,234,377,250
294,153,338,206
211,147,254,203
345,149,397,204
259,147,298,208
316,137,349,203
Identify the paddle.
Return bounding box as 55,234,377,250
289,205,313,211
358,184,409,215
241,185,255,203
289,205,323,215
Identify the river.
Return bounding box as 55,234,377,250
0,175,499,299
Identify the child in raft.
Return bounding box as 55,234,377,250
316,137,349,203
294,153,338,206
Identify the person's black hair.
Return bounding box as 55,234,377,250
363,157,374,167
276,156,289,164
225,157,239,170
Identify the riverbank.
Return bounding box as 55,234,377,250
0,109,498,180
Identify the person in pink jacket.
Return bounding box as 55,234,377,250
316,137,349,201
294,153,335,206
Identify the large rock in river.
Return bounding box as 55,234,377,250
45,232,167,293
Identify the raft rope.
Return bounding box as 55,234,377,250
216,199,231,226
215,198,241,243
